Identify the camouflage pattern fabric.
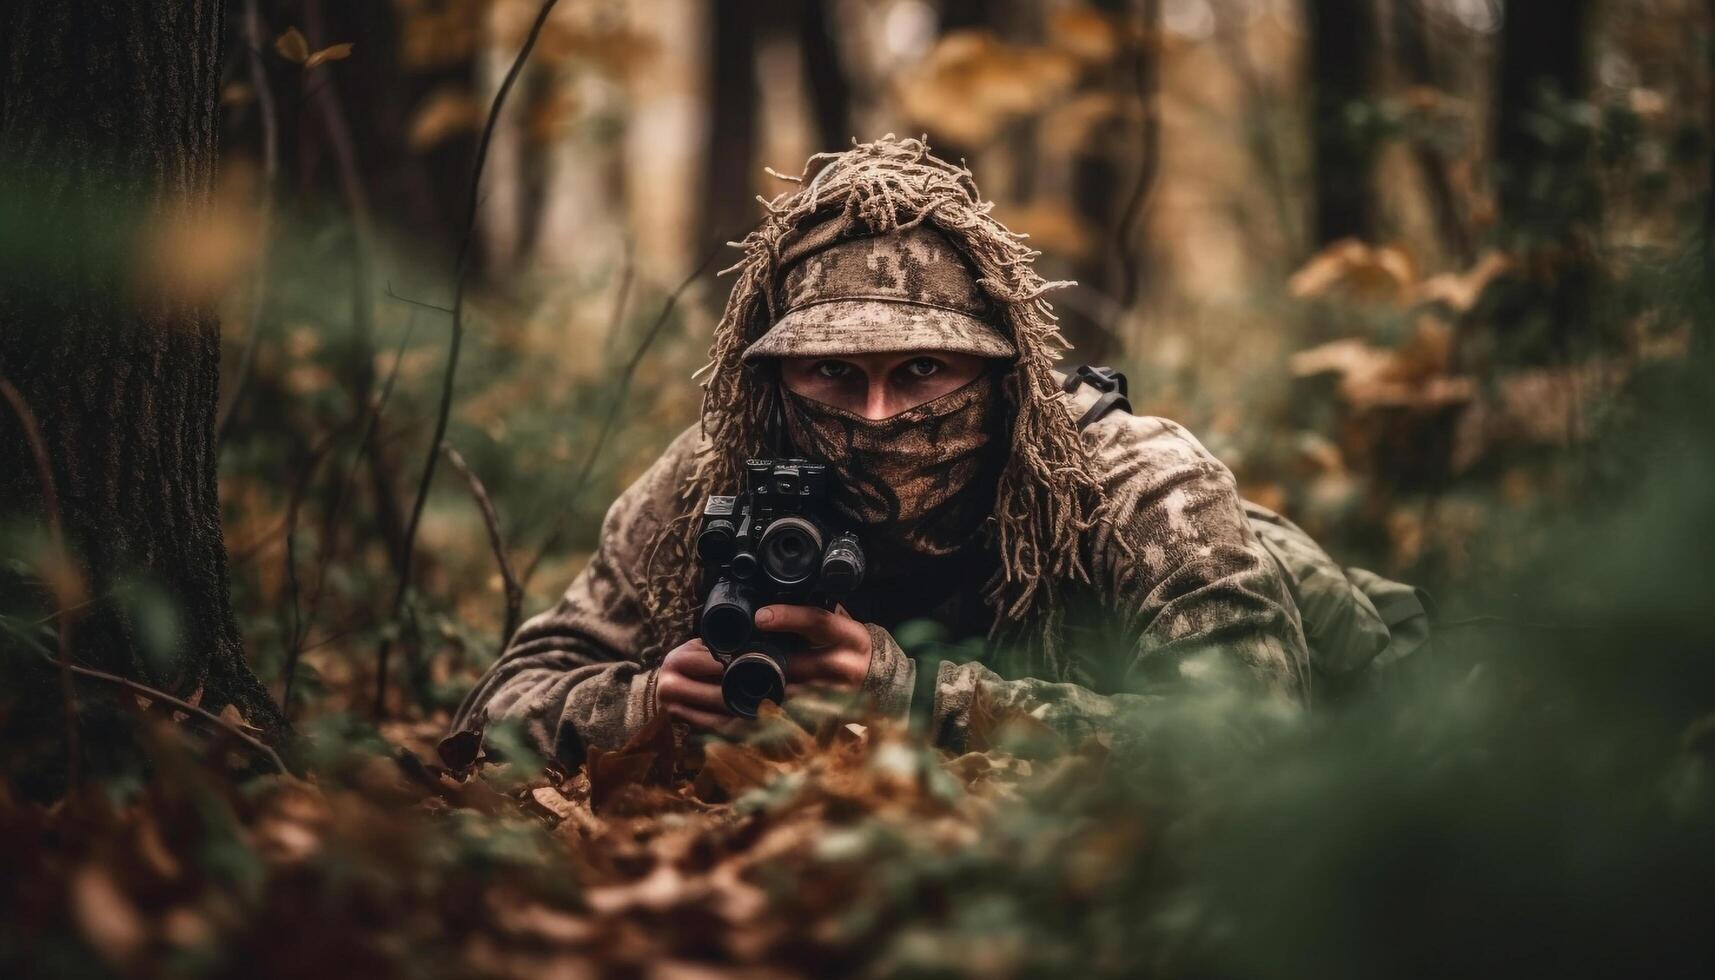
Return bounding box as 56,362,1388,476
782,373,1003,560
742,223,1016,360
450,395,1312,760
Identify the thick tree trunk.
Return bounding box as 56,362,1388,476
700,0,761,257
0,0,285,792
1307,0,1379,246
1490,0,1596,359
1494,0,1594,241
797,0,852,151
1391,0,1472,264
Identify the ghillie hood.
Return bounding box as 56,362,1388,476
645,136,1109,672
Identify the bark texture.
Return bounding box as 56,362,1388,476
0,0,285,790
1495,0,1595,240
1307,0,1378,246
700,0,761,257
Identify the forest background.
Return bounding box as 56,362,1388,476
1,0,1713,976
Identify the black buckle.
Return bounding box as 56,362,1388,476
1061,364,1129,398
1062,365,1132,429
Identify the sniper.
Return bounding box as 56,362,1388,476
453,136,1426,760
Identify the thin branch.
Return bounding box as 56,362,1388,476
281,420,359,715
298,615,379,655
520,241,725,588
1115,0,1162,313
380,0,563,718
216,0,281,443
302,311,421,649
441,442,522,655
24,644,289,776
384,281,456,315
228,422,422,569
0,378,79,789
601,238,637,358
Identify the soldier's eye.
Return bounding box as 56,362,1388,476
813,360,854,380
902,357,942,379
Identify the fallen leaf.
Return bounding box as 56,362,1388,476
693,742,778,802
586,712,677,812
71,865,147,968
527,785,579,823
437,728,483,772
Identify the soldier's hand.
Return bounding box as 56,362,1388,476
755,603,873,693
655,638,737,730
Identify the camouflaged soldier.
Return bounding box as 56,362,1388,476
453,137,1420,761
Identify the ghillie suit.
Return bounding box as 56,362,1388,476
643,136,1106,678
451,137,1311,761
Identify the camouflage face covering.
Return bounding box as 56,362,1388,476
782,374,1003,560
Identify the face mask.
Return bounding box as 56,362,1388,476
781,373,1003,558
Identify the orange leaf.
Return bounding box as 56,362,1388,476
693,742,778,802
305,42,355,69
274,27,310,64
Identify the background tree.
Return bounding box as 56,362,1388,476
1307,0,1380,246
1390,0,1472,263
0,0,284,794
1494,0,1596,242
1489,0,1598,362
700,0,763,258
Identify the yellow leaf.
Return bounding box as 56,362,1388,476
897,30,1080,146
274,26,310,64
1050,6,1120,62
1415,251,1513,313
1289,238,1418,304
408,87,483,150
304,42,355,69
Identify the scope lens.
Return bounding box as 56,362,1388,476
819,534,865,593
722,651,786,718
696,520,736,563
759,517,822,585
699,579,753,653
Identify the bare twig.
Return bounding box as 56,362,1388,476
380,0,563,718
216,0,281,443
385,281,456,315
601,238,637,358
520,241,726,588
0,378,79,789
228,422,422,569
1115,0,1162,313
441,442,523,655
281,420,359,715
303,311,421,647
297,615,379,655
31,646,289,775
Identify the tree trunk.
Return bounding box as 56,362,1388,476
1494,0,1594,242
0,0,285,794
1071,0,1160,314
1307,0,1379,246
1489,0,1596,360
1391,0,1472,264
700,0,761,257
797,0,852,151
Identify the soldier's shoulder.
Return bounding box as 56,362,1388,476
1054,373,1228,479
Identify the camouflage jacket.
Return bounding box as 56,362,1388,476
451,397,1313,761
